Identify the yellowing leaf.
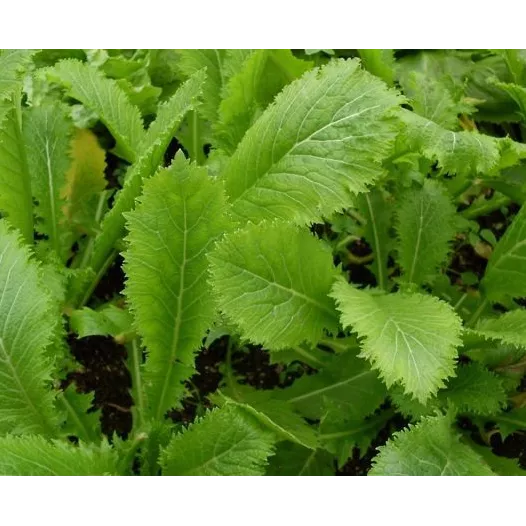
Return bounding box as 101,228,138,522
62,128,106,235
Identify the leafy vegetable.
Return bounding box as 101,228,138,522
0,48,524,477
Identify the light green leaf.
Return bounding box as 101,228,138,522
208,222,339,349
24,103,73,259
0,105,34,243
216,49,312,153
440,363,507,415
493,80,526,122
472,309,526,348
217,393,318,450
56,384,101,443
85,71,205,287
401,110,500,177
0,436,118,475
331,281,462,402
320,408,391,466
266,443,334,476
396,179,457,286
355,189,394,289
369,413,496,476
50,59,144,162
482,204,526,301
124,156,229,420
69,304,133,339
0,220,58,435
275,351,387,420
223,58,401,225
160,405,276,476
0,49,35,101
357,49,395,86
175,49,226,122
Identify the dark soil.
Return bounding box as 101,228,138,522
64,335,133,438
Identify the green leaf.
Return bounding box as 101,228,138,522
355,190,394,289
50,59,144,162
124,156,229,420
160,405,276,476
85,71,205,288
215,49,312,152
56,384,101,442
275,351,387,420
24,103,73,259
69,304,133,339
208,222,339,349
266,443,334,475
175,49,226,122
0,436,118,475
223,58,401,225
482,204,526,301
331,281,462,402
400,71,464,129
401,110,500,177
357,49,395,86
440,363,507,415
396,179,457,286
468,442,525,476
0,49,35,101
320,408,391,466
0,220,58,435
217,393,318,450
472,309,526,347
0,105,34,243
493,407,526,439
369,414,496,476
493,80,526,122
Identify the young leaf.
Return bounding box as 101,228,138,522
320,408,391,466
56,385,101,443
208,222,339,349
440,363,507,415
266,443,334,476
0,220,59,435
62,128,107,235
396,179,457,286
124,156,229,420
0,106,34,242
331,281,462,402
160,405,276,476
84,71,205,293
276,351,387,420
217,394,318,450
355,190,393,289
24,103,73,259
223,58,402,225
471,309,526,347
215,49,312,152
401,110,500,177
50,59,145,162
175,49,226,122
481,204,526,301
369,413,495,476
0,436,118,475
0,49,35,101
69,304,133,339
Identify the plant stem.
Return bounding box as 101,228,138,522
128,338,145,431
467,297,490,327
